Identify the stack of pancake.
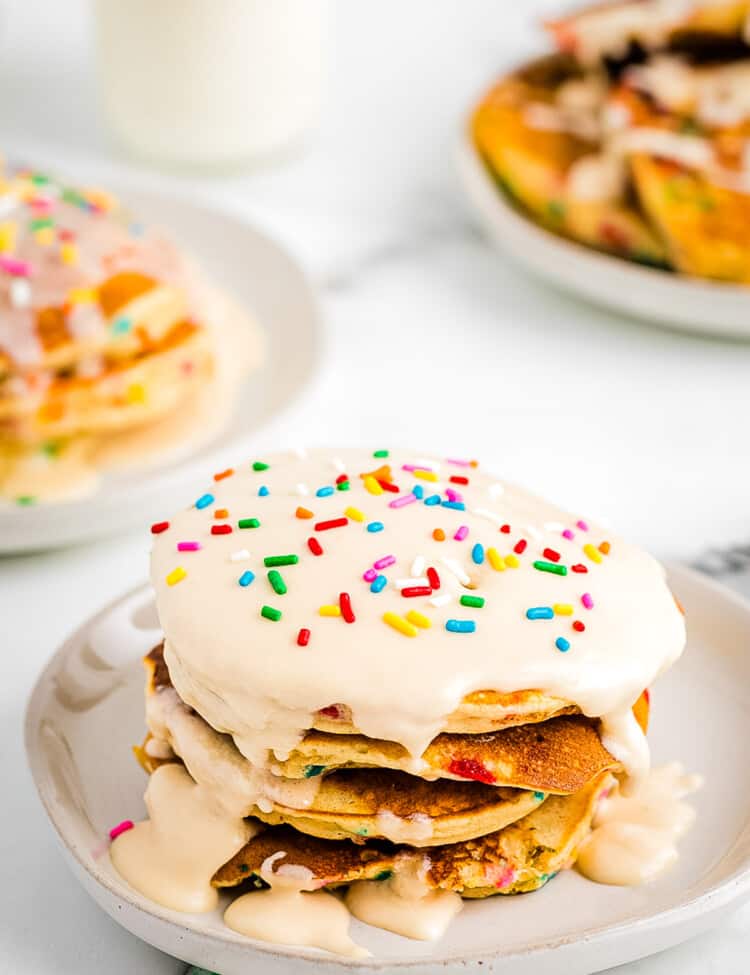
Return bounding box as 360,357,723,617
128,447,684,926
0,161,251,502
473,0,750,281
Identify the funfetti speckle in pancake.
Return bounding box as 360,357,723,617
150,448,686,777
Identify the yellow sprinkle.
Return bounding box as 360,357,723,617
126,383,146,404
319,605,342,617
166,567,186,586
487,547,505,571
505,554,520,568
68,286,98,305
60,241,78,266
383,612,418,637
553,603,574,616
363,476,383,496
0,221,17,253
584,543,603,564
345,506,366,523
412,469,438,482
406,610,431,629
34,226,54,247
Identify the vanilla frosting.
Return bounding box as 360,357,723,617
151,448,685,775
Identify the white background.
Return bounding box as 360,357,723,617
1,1,749,972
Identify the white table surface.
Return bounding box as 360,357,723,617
1,1,749,972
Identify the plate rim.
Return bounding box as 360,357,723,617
24,564,750,970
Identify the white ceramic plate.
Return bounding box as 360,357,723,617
0,185,321,553
25,565,750,974
457,130,750,340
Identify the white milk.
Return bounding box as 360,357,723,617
93,0,327,168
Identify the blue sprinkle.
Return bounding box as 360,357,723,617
258,486,269,496
471,543,485,565
412,484,424,499
367,521,384,533
370,574,387,593
446,619,476,634
316,486,334,497
238,570,255,587
441,500,466,511
424,494,441,506
111,316,132,336
526,606,554,620
556,636,571,652
195,493,214,509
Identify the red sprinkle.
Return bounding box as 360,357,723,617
211,524,232,535
213,468,234,481
297,628,311,647
573,621,586,632
449,475,469,485
109,820,134,841
319,704,342,719
401,586,432,598
448,758,496,785
513,539,527,554
543,547,561,562
377,479,400,493
339,591,355,623
571,563,588,573
315,517,348,531
335,473,349,484
150,521,169,534
426,567,440,590
500,524,511,534
307,537,323,556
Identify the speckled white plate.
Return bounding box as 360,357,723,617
458,128,750,340
25,565,750,974
0,184,321,553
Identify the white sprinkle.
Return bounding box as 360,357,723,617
411,555,426,577
415,457,441,471
544,521,565,532
9,277,31,308
394,577,429,590
296,483,310,496
229,549,251,562
429,593,453,607
526,524,542,540
331,456,346,473
440,557,470,585
472,507,503,525
489,482,504,499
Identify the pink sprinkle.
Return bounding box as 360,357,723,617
445,488,463,503
402,464,433,472
373,554,396,570
562,529,575,540
576,519,589,531
454,525,469,541
0,255,32,277
582,593,594,610
389,493,417,509
177,541,201,552
446,458,472,467
363,568,378,582
109,820,134,841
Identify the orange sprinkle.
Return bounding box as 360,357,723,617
214,508,229,519
214,468,234,481
599,541,611,555
674,595,685,616
296,506,314,519
432,528,446,541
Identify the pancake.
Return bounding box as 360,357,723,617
213,772,615,897
472,54,668,266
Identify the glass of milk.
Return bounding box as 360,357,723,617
93,0,327,169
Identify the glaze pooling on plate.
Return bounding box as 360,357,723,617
150,448,686,774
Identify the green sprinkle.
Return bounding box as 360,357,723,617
238,517,261,529
460,595,485,608
16,495,36,506
30,217,53,231
31,173,49,185
41,441,60,458
111,316,132,336
546,200,565,222
264,554,299,567
373,449,389,458
534,791,546,802
533,560,567,576
336,480,350,491
303,765,326,778
357,827,369,836
374,870,393,881
252,461,270,471
267,569,287,595
260,605,282,622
